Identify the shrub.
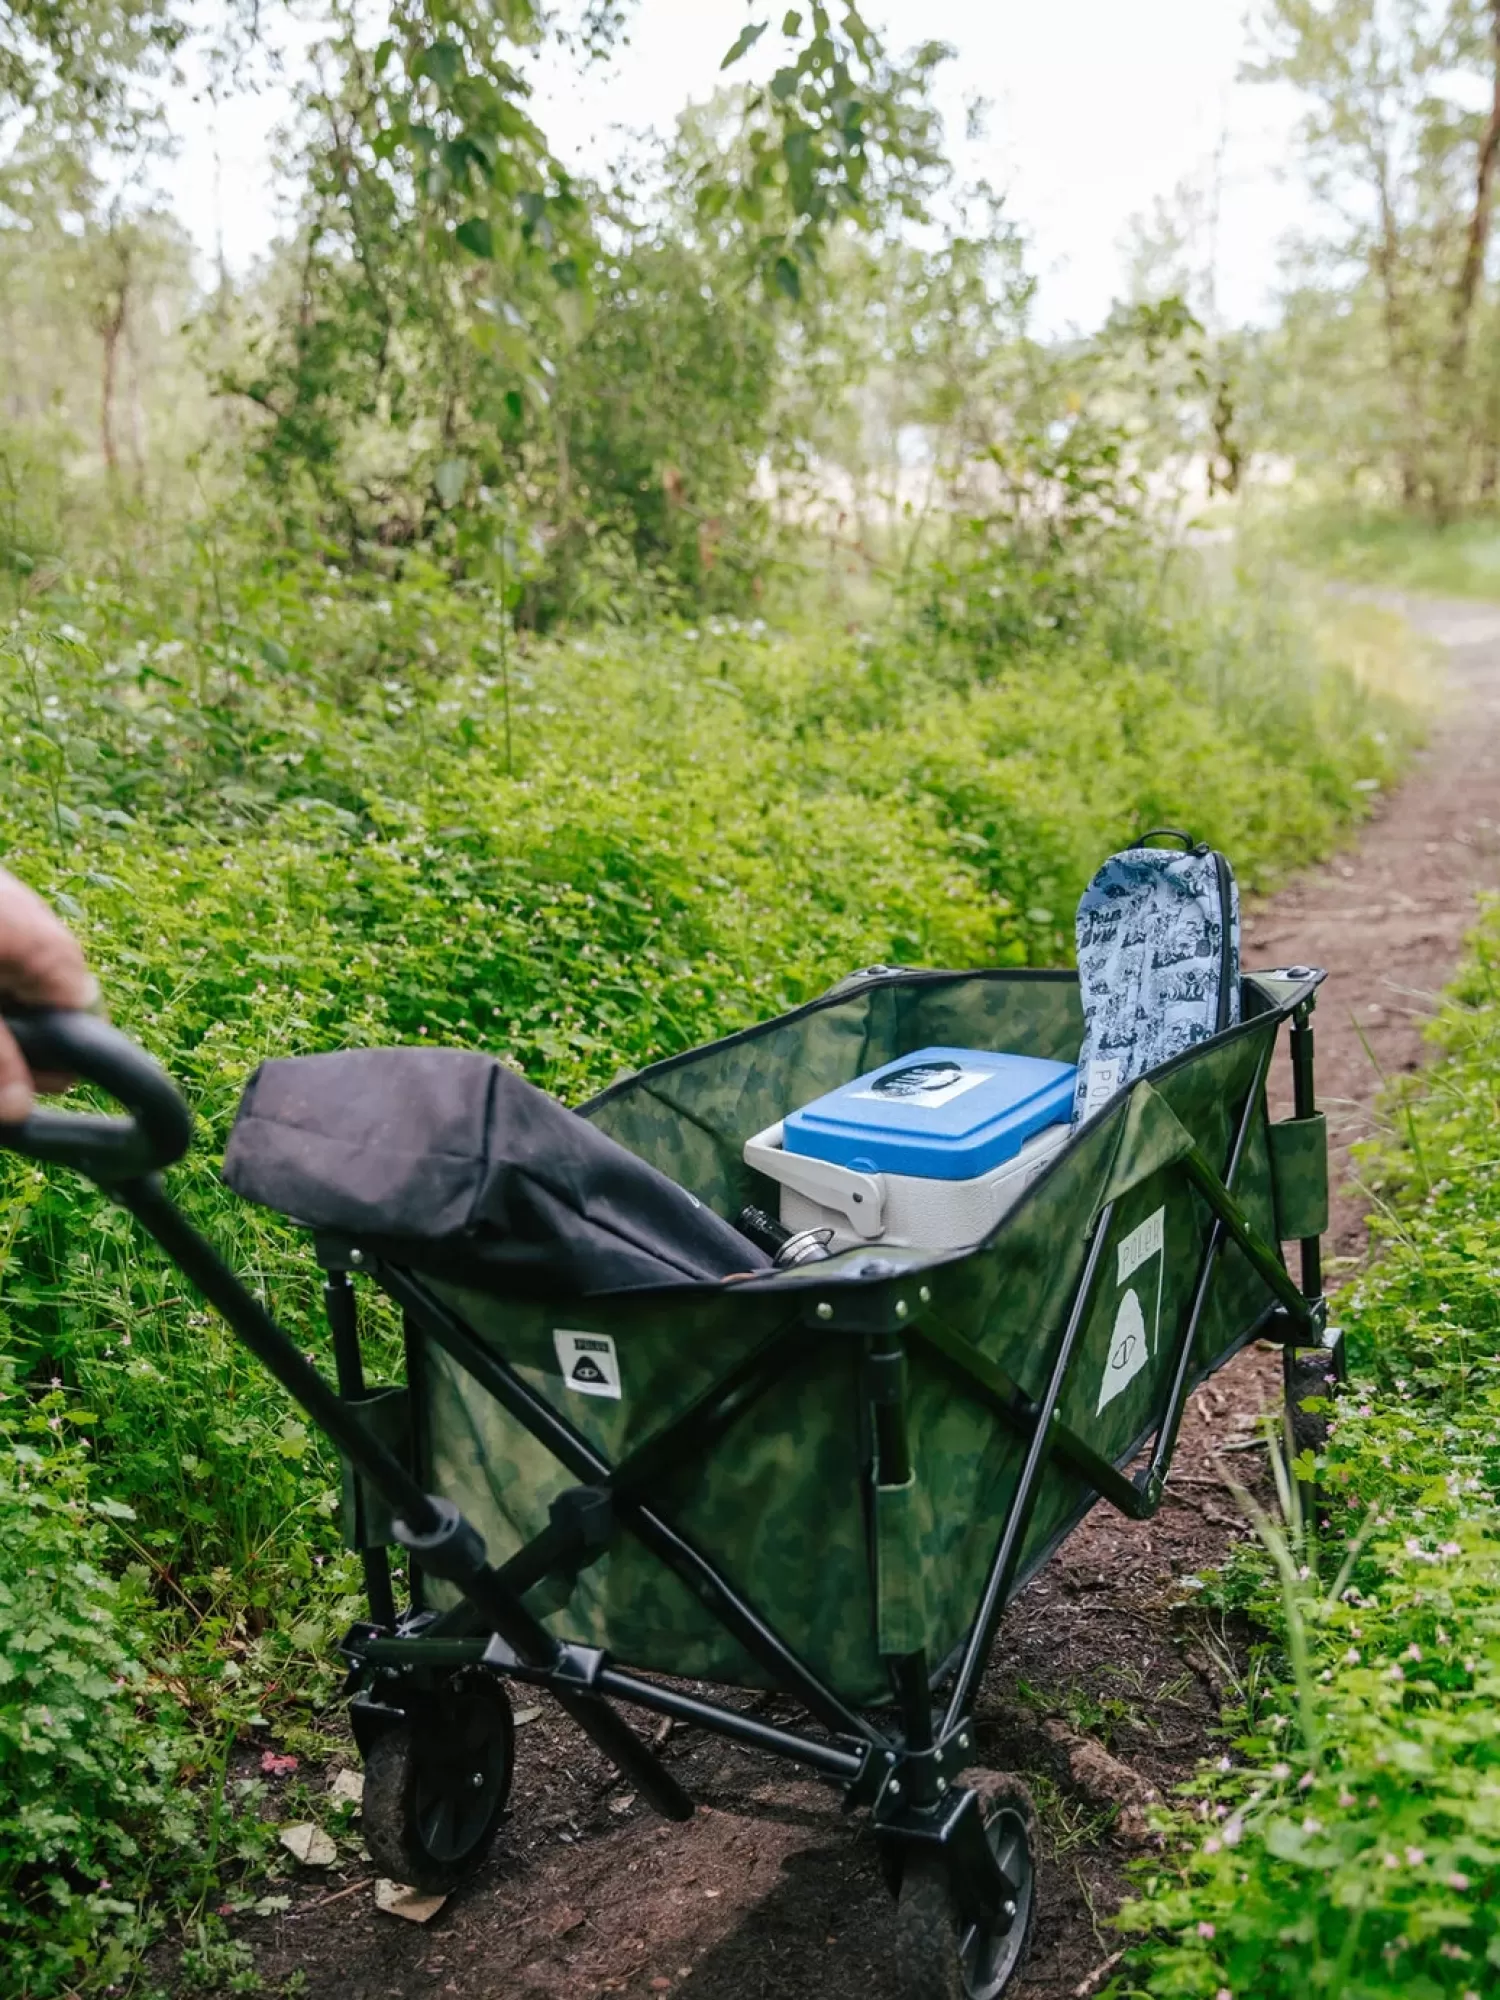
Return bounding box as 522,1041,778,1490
1113,902,1500,1999
0,1361,188,1996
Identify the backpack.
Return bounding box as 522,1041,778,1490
1072,830,1240,1123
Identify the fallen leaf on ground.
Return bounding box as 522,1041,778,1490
328,1767,364,1807
609,1793,637,1814
512,1705,542,1726
375,1878,448,1924
279,1823,337,1868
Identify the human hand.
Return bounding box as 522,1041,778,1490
0,868,101,1121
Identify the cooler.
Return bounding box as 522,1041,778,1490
743,1046,1078,1253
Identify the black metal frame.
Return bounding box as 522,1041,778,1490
0,976,1330,1937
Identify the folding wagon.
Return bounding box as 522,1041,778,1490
3,958,1338,1999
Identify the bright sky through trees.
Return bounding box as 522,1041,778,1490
165,0,1309,336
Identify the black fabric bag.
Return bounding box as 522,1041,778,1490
221,1047,769,1295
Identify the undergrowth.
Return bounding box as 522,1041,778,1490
0,530,1417,1991
1279,504,1500,603
1113,900,1500,1999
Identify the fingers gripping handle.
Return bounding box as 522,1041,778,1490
0,1011,193,1181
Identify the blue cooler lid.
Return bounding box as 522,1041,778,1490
782,1047,1077,1182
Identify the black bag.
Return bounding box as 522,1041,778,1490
222,1047,769,1295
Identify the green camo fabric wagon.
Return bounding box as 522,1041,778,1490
1,955,1338,2000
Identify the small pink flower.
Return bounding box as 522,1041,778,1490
1406,1847,1425,1867
1449,1872,1470,1891
1197,1922,1216,1938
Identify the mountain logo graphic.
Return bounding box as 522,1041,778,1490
554,1329,622,1400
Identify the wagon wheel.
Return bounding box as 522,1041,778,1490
361,1671,515,1894
1284,1346,1335,1459
1284,1345,1338,1523
890,1773,1037,2000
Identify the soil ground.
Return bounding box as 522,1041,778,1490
201,596,1500,2000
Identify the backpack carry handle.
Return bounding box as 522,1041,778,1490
1134,827,1207,853
0,1010,193,1183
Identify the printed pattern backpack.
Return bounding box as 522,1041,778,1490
1073,830,1240,1123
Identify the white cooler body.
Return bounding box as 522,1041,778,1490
744,1117,1072,1253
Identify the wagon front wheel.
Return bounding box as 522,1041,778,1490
890,1774,1037,2000
361,1672,515,1893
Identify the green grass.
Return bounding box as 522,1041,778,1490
1112,900,1500,2000
1283,505,1500,602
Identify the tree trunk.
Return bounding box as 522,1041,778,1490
1449,1,1500,378
1436,1,1500,508
1367,141,1430,508
99,293,126,478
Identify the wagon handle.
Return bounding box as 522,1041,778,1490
0,1007,696,1824
0,1009,193,1182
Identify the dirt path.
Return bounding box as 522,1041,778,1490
221,597,1500,2000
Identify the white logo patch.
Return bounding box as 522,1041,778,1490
851,1063,993,1108
1097,1287,1149,1412
1116,1206,1165,1285
1081,1058,1121,1118
1097,1206,1166,1414
554,1330,622,1400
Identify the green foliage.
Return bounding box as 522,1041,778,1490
0,523,1409,1602
0,0,182,145
1242,0,1500,515
1114,899,1500,1999
711,4,950,300
0,1361,189,1995
1278,504,1500,601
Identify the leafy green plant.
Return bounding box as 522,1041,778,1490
0,1360,190,1995
1113,900,1500,2000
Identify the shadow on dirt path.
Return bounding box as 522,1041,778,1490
214,598,1500,2000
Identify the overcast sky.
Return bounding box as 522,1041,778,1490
166,0,1313,337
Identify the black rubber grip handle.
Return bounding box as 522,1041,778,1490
0,1011,193,1181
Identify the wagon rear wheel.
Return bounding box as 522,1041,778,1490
361,1672,515,1894
1284,1346,1335,1460
890,1774,1037,2000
